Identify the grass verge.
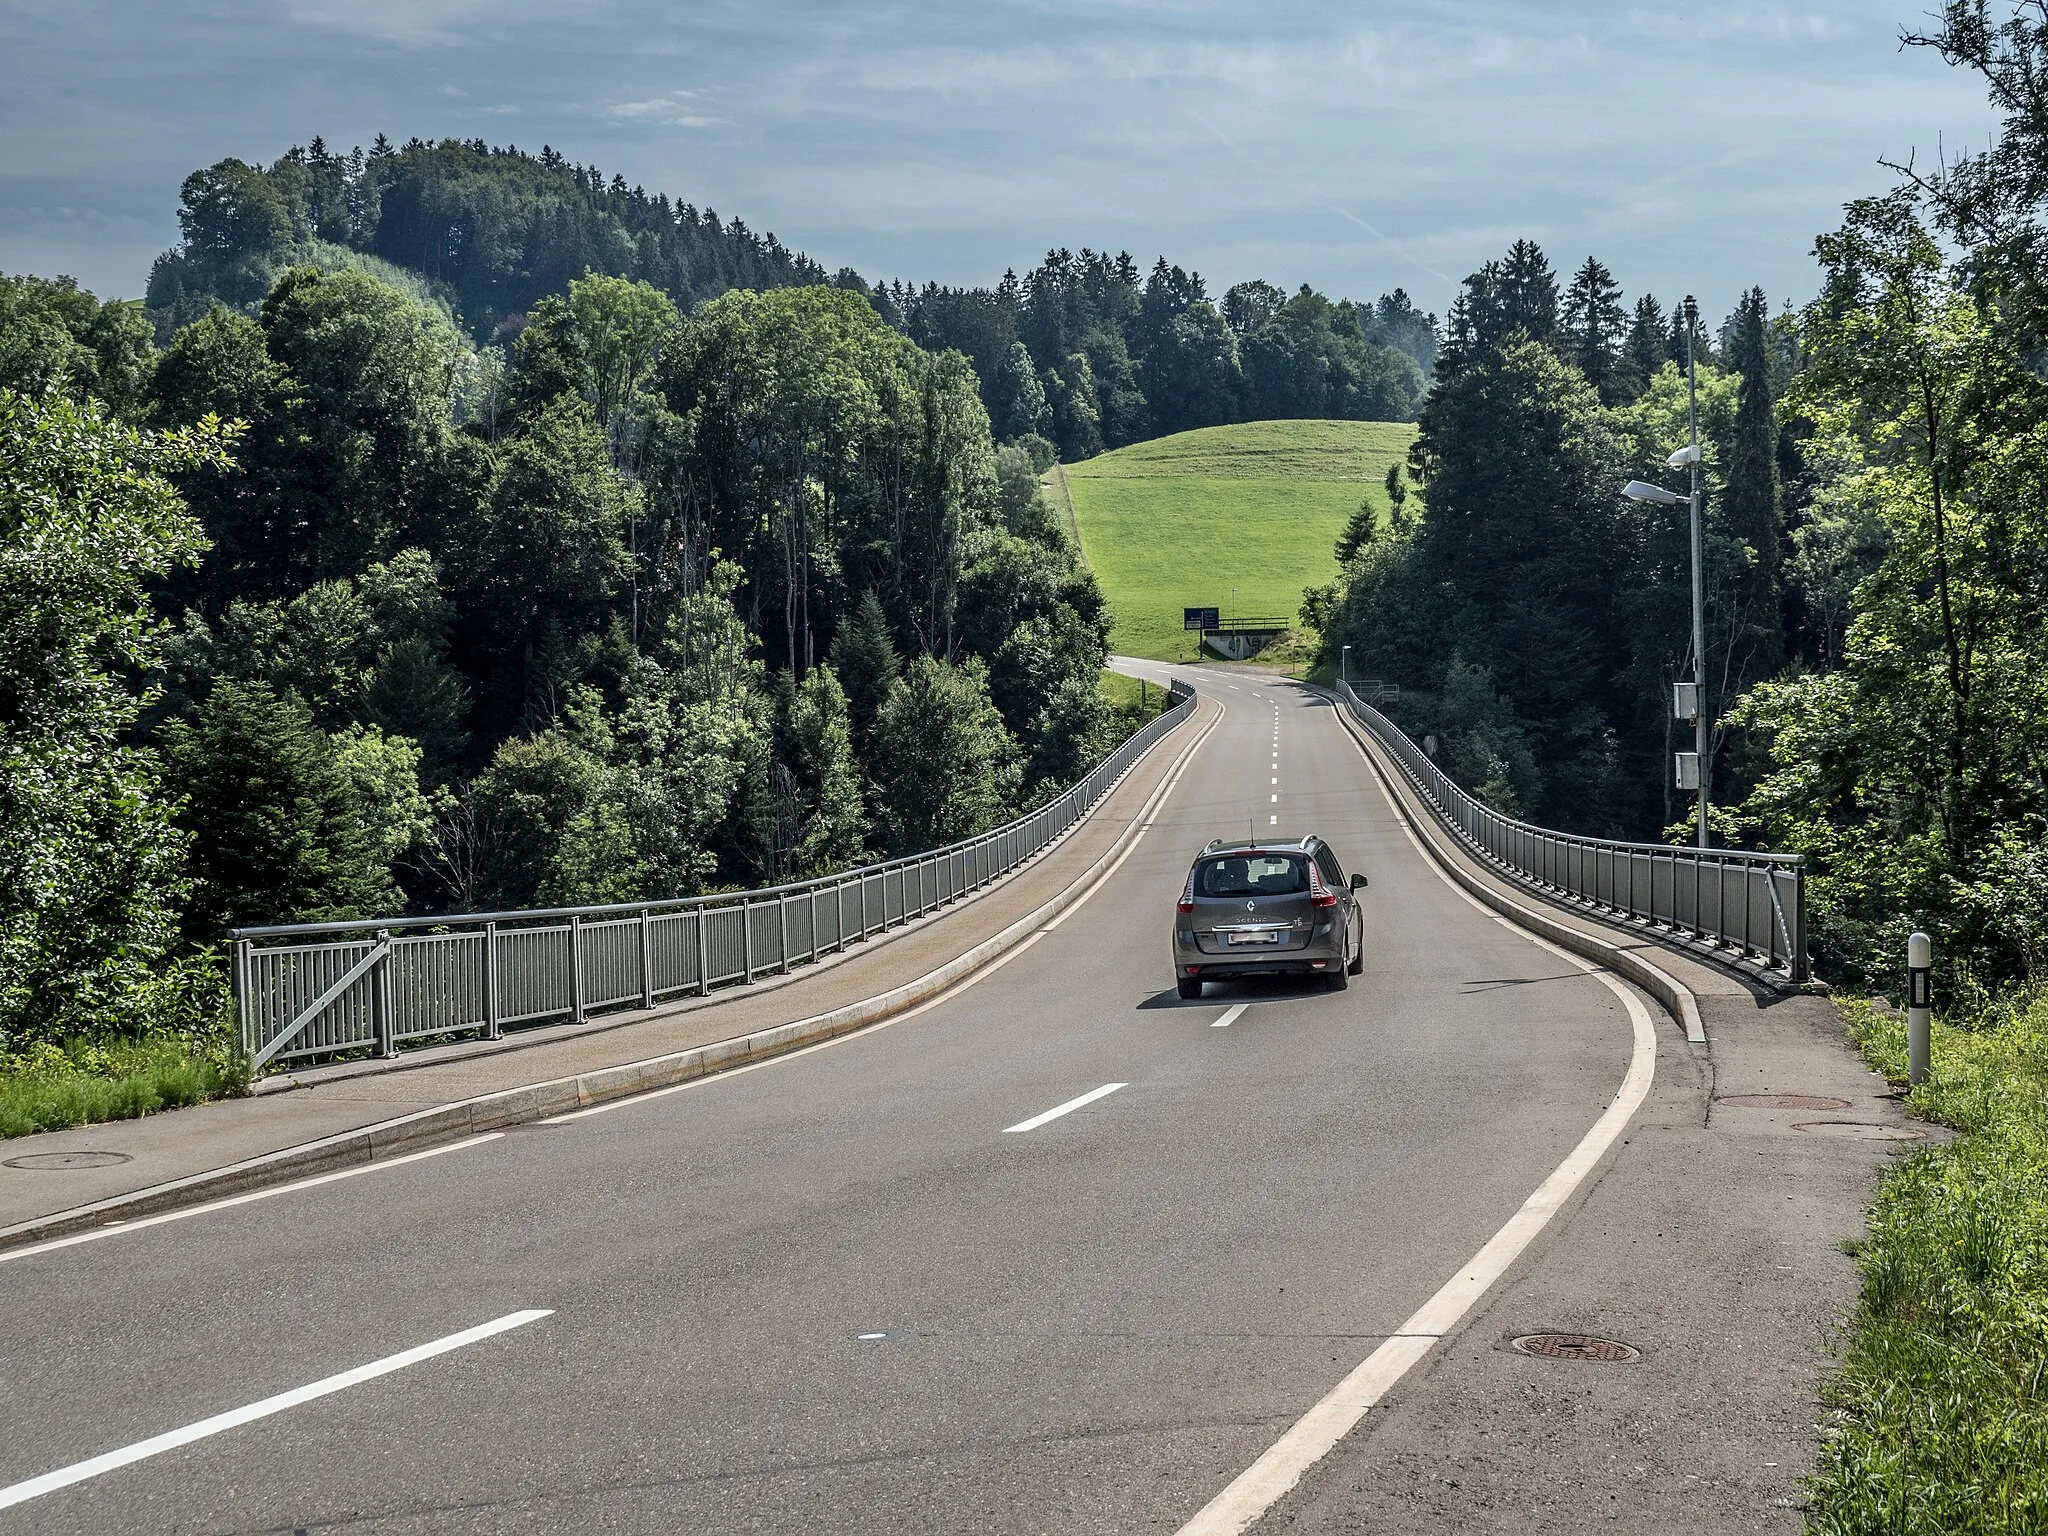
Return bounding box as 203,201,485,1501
1809,994,2048,1532
0,1037,249,1140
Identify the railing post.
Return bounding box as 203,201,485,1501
231,937,253,1068
743,902,755,984
1791,866,1809,982
374,929,397,1058
811,887,821,961
778,894,790,974
695,904,709,995
484,921,501,1041
639,907,654,1009
569,914,586,1023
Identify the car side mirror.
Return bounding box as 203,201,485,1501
1349,872,1368,889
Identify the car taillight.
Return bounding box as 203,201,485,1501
1309,866,1338,908
1177,868,1196,914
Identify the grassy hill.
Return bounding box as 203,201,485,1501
1054,419,1419,660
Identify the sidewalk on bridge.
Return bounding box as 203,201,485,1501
0,695,1218,1248
1274,698,1917,1531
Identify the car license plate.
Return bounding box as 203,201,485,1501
1228,930,1281,945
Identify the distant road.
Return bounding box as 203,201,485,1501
0,661,1645,1534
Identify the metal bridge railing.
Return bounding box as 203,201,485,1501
1335,680,1807,981
232,681,1198,1070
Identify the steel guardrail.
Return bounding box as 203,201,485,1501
1335,680,1807,981
231,682,1198,1069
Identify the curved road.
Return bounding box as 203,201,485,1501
0,663,1651,1535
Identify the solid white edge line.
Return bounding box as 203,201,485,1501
1170,704,1664,1536
0,1308,552,1512
0,1134,506,1267
546,697,1227,1125
1212,1004,1249,1029
1001,1081,1127,1134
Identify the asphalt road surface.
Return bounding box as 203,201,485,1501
0,664,1647,1535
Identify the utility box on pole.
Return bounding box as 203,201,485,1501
1673,682,1699,721
1675,752,1701,791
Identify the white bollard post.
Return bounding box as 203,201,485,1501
1907,930,1932,1088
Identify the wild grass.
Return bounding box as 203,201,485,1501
0,1037,248,1140
1056,421,1417,662
1809,994,2048,1533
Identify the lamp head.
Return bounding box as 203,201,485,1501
1622,479,1685,505
1666,444,1701,468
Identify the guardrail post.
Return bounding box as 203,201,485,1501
374,929,397,1058
639,907,654,1009
569,915,586,1023
1907,931,1932,1088
695,905,709,995
778,894,790,974
484,921,501,1041
743,902,755,984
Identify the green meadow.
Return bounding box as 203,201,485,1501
1055,420,1418,660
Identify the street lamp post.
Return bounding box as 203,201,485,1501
1621,294,1710,849
1341,644,1350,687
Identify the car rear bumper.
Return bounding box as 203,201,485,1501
1173,937,1343,980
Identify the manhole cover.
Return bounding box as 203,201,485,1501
1510,1333,1640,1363
1718,1094,1851,1111
1792,1121,1923,1141
3,1151,133,1170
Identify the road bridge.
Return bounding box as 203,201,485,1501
0,663,1884,1533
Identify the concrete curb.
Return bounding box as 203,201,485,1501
0,701,1220,1257
1327,694,1709,1045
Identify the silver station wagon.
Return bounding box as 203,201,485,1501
1172,836,1366,998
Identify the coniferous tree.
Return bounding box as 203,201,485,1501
1498,240,1561,343
1335,498,1378,563
1562,258,1628,402
1619,295,1669,401
828,590,900,751
162,680,397,935
1722,286,1784,673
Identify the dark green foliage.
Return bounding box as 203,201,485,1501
0,273,156,417
1719,287,1784,677
1328,332,1629,829
1618,295,1670,402
1562,257,1628,403
829,590,900,749
160,680,397,935
871,656,1020,852
146,139,828,341
1334,499,1377,564
895,250,1424,461
0,389,222,1051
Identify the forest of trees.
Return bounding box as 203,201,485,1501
1321,12,2048,995
1316,242,1789,841
138,137,1432,462
0,258,1132,1055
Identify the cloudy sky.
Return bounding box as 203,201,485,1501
0,1,2001,322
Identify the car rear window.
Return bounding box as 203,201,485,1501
1195,854,1309,898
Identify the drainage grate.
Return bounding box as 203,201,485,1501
1718,1094,1850,1111
1511,1333,1640,1363
3,1151,133,1170
1792,1121,1923,1141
